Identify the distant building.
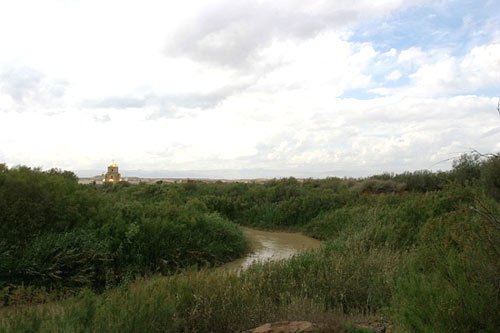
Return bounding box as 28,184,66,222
103,162,122,183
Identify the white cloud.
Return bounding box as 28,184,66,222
0,0,499,178
253,33,377,96
460,43,500,88
384,48,398,57
397,47,426,65
164,0,425,69
374,42,500,97
385,69,402,81
5,91,498,177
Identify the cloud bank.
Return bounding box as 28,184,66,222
0,0,499,178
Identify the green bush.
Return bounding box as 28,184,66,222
0,166,99,238
394,170,449,192
393,198,500,332
350,179,405,194
0,166,248,296
451,153,481,185
480,154,500,200
0,229,111,293
304,208,353,240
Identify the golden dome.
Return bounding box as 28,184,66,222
109,162,118,168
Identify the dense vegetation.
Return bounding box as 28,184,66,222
0,153,499,332
0,165,247,294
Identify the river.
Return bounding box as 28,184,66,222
221,227,321,271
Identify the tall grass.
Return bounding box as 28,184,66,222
392,197,500,332
0,242,400,333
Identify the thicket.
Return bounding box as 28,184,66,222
0,165,247,297
1,153,499,332
170,153,499,232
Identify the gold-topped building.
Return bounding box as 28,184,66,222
103,161,122,183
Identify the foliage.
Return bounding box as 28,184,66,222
480,154,500,200
393,197,500,332
349,179,406,194
452,153,482,185
0,166,247,299
0,245,400,333
1,153,499,331
0,166,97,238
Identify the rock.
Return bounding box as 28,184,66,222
244,321,319,333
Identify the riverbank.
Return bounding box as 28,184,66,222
0,243,394,332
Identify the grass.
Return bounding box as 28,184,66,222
0,241,402,332
2,185,499,332
1,156,499,332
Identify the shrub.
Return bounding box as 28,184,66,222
451,153,481,185
393,198,500,332
304,209,353,240
394,170,449,192
0,166,99,238
0,166,248,295
0,229,111,298
350,179,405,194
480,154,500,200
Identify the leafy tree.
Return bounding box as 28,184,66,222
452,153,481,185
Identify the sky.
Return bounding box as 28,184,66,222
0,0,499,178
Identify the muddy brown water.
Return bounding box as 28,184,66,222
220,227,321,272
